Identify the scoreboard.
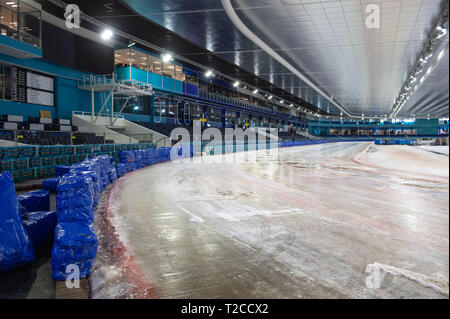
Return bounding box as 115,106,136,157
11,66,55,107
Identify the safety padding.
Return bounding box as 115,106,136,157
18,190,50,216
22,211,57,250
0,172,35,271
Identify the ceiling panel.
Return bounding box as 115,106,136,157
120,0,446,116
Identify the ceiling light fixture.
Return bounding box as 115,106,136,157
205,70,214,78
161,53,173,63
100,29,114,40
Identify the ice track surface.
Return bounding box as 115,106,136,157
91,142,449,298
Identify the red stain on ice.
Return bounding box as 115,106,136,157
102,171,159,299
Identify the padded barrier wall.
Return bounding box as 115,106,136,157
0,172,35,271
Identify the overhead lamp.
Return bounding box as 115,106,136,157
290,104,294,107
128,42,136,48
162,53,173,63
253,89,258,94
100,29,114,40
280,100,284,104
205,70,214,78
268,95,273,100
233,81,240,88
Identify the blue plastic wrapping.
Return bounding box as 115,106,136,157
127,162,136,172
118,151,135,164
42,177,61,192
51,221,98,280
100,155,113,188
0,172,35,271
18,190,50,215
158,147,171,162
55,166,72,177
134,150,143,169
22,211,57,249
56,174,94,222
116,163,128,178
109,167,118,183
70,162,101,207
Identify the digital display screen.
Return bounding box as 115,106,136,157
12,66,55,107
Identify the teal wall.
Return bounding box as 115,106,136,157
0,35,42,58
0,53,110,120
115,66,184,94
416,119,439,136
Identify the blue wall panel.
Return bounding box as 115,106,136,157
0,100,55,118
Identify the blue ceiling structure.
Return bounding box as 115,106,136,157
121,0,338,114
121,0,448,117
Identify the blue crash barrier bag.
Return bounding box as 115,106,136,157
109,167,118,183
51,221,98,280
18,190,50,215
158,147,171,162
56,174,94,222
55,166,72,177
116,163,128,178
0,172,34,271
22,211,57,249
118,151,135,163
70,163,100,208
134,150,143,169
127,162,136,172
42,177,61,192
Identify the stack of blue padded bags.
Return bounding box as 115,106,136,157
0,172,35,271
51,155,117,280
0,174,57,271
2,145,193,276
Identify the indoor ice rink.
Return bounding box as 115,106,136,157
0,0,448,302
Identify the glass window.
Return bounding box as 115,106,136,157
154,97,166,122
191,104,202,120
207,107,221,122
166,100,177,119
174,65,185,82
131,49,147,71
0,1,18,40
186,74,197,86
148,54,161,75
18,0,40,47
162,62,175,78
226,111,237,125
115,48,131,68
